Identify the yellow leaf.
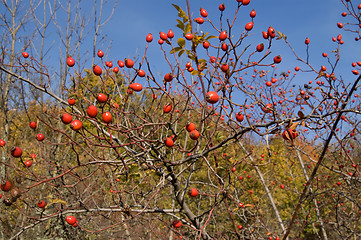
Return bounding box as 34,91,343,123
289,122,299,130
51,199,68,205
301,121,305,127
244,204,254,207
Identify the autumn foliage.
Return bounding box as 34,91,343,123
0,0,361,239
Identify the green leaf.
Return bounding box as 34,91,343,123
172,4,180,12
205,35,217,40
194,34,202,43
184,24,192,35
177,38,186,48
51,199,68,205
182,15,188,22
198,62,207,71
170,46,182,54
276,31,287,40
172,4,187,21
214,131,225,141
178,49,185,57
129,172,141,180
201,32,209,37
198,59,207,63
176,19,185,30
186,50,196,61
191,70,199,75
178,10,186,19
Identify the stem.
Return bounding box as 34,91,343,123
238,141,287,237
282,74,361,239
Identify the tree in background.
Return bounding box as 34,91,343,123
0,0,361,239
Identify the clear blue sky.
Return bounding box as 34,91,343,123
2,0,358,141
99,0,357,81
2,0,358,89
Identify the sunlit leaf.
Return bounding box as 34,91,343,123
301,120,305,127
176,19,184,30
177,38,185,48
51,199,68,205
244,204,254,207
172,4,180,11
289,122,299,130
184,24,191,35
283,130,291,141
205,35,217,40
198,62,207,71
191,70,199,75
170,47,182,54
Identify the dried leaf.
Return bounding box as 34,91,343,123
315,71,326,80
298,111,305,118
284,130,291,141
289,122,299,130
244,204,254,207
301,120,305,127
287,119,293,129
198,62,207,71
51,199,68,205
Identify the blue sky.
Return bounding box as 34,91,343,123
98,0,358,81
2,0,359,92
97,0,359,139
1,0,358,142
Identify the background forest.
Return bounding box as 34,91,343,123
0,0,361,239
